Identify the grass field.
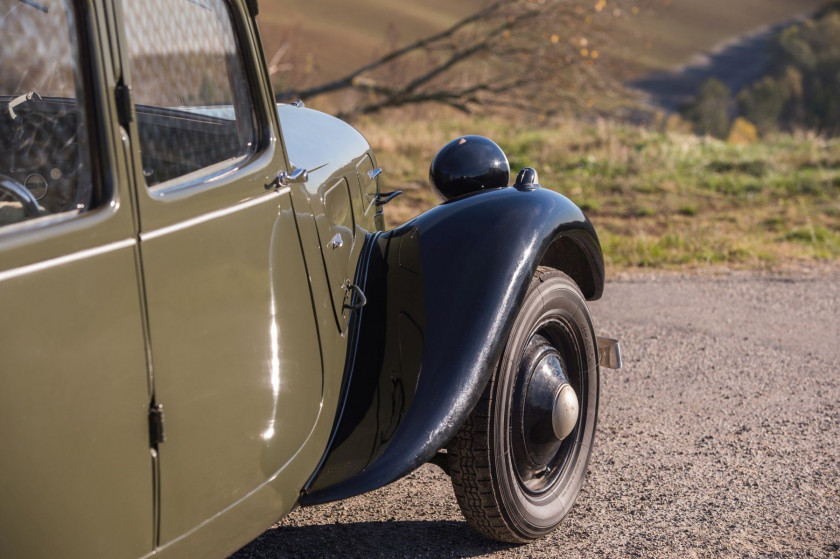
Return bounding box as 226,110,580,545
358,116,840,271
255,1,838,272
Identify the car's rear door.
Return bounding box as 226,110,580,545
0,2,152,557
116,0,324,546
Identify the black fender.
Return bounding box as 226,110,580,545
300,185,604,505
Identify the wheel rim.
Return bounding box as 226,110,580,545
510,319,585,495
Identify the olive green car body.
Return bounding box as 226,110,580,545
0,1,610,557
1,1,374,556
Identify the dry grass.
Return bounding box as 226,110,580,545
254,1,838,272
355,114,840,271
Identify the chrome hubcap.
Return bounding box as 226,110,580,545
511,332,581,493
552,383,579,440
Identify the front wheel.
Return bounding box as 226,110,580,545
447,267,599,543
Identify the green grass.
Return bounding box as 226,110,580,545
359,115,840,271
252,0,838,271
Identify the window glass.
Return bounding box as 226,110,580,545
0,0,92,229
121,0,256,187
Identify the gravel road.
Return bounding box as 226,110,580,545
233,271,840,558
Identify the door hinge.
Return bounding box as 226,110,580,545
149,403,165,446
115,81,133,125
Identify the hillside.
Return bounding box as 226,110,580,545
255,0,482,89
253,1,840,271
607,0,824,78
254,0,824,94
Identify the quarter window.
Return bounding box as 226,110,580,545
121,0,257,187
0,0,92,229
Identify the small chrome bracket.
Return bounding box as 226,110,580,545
514,167,541,191
327,232,343,249
373,190,403,207
596,336,622,369
367,167,383,180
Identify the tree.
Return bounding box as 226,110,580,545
737,76,786,135
271,0,652,120
683,78,731,139
738,2,840,134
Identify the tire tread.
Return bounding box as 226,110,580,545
447,267,581,543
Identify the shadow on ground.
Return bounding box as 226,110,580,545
231,519,514,558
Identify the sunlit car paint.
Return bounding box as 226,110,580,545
0,1,606,557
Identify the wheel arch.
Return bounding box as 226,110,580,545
300,186,604,505
540,234,604,301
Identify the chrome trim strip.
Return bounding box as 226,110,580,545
0,238,137,283
140,187,289,241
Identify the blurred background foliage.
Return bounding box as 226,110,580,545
684,2,840,138
256,0,838,270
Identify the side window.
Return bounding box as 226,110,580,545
121,0,257,187
0,1,92,229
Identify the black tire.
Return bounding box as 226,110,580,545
447,267,599,543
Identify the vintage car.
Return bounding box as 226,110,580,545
0,0,621,557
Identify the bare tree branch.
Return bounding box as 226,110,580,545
276,0,516,100
340,78,529,119
273,0,656,120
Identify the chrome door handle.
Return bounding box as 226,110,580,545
343,283,367,311
268,167,308,189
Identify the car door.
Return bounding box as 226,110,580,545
275,105,379,334
0,2,153,557
116,0,323,545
